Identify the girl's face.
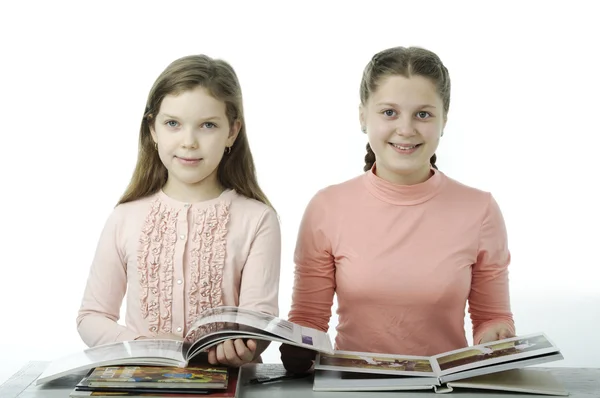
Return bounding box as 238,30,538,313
150,86,240,199
360,74,446,185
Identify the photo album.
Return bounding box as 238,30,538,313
313,332,568,395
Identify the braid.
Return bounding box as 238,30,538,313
364,143,376,171
430,153,438,170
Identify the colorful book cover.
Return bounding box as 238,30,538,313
71,367,240,397
81,365,228,389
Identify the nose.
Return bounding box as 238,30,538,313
395,115,417,137
181,127,199,149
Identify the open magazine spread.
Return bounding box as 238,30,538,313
36,306,334,385
314,332,568,395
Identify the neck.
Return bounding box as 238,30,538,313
162,172,225,203
374,163,433,186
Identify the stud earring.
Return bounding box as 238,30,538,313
361,126,366,134
154,141,158,150
225,146,232,155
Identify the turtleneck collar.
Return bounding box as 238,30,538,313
363,163,445,206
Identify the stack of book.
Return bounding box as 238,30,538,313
69,364,241,397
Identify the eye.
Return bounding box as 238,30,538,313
202,122,217,129
416,111,431,119
165,120,179,128
382,109,397,117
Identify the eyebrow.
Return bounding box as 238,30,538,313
376,102,437,109
159,113,223,121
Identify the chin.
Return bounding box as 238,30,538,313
387,160,425,172
381,159,431,177
185,177,212,185
170,173,210,185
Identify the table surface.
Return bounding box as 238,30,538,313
1,362,599,398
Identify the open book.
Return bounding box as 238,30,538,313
314,333,568,395
36,306,334,385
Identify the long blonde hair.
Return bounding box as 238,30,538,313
117,54,272,208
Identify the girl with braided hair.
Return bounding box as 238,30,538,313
280,46,515,373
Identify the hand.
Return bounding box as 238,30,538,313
279,343,316,374
479,323,515,344
207,339,257,367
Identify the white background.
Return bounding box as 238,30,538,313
1,0,598,383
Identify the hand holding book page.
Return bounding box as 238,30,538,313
35,306,334,385
478,322,515,344
206,338,259,367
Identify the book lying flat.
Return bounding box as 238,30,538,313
313,332,568,395
78,365,229,389
36,306,334,385
69,366,242,397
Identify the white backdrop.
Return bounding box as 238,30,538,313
1,0,598,381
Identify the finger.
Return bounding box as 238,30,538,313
207,347,218,365
478,332,495,344
223,340,243,366
246,339,258,354
216,343,227,364
233,339,254,362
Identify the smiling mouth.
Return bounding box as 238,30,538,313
176,156,202,164
389,143,422,150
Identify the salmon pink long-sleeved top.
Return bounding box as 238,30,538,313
77,189,281,347
288,166,515,356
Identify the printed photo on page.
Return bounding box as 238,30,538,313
316,350,436,377
433,333,558,376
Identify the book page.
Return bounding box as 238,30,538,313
446,368,568,396
439,352,564,383
186,306,295,338
315,350,436,377
313,370,438,392
35,340,186,386
432,333,560,376
184,306,333,357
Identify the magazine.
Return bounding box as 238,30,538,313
313,332,568,395
35,306,334,385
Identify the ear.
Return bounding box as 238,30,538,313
441,115,448,137
359,104,366,133
150,124,158,144
227,119,242,147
